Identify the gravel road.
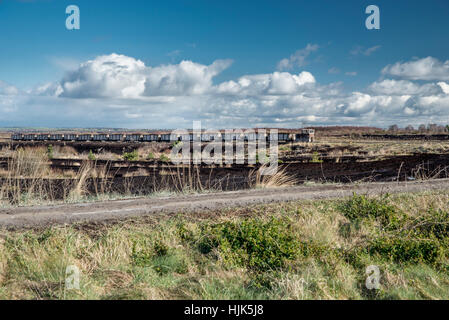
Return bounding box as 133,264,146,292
1,179,449,229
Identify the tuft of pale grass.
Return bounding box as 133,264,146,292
249,164,297,189
0,147,52,205
68,161,93,201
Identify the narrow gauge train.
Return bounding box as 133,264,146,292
11,129,315,143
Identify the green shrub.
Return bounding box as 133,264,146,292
131,240,153,267
153,240,169,257
171,141,183,148
278,145,291,152
131,239,169,266
130,238,187,275
177,223,195,243
88,150,96,161
159,154,170,162
152,253,188,275
368,236,443,265
311,152,322,163
255,153,269,164
339,194,403,230
123,150,139,161
409,208,449,241
146,152,155,160
197,218,299,274
47,145,54,159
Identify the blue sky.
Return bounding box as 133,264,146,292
0,0,449,128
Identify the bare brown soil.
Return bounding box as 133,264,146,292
361,134,449,140
1,179,449,229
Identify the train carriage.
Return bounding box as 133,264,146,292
77,134,92,141
278,133,289,141
11,133,23,141
125,134,142,142
142,134,158,142
179,133,193,142
63,134,77,141
23,134,37,141
93,134,108,141
37,134,50,141
49,134,63,141
109,134,123,141
160,134,171,142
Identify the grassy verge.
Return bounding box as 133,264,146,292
1,190,449,299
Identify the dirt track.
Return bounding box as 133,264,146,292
1,179,449,229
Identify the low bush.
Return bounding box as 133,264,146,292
88,150,96,161
367,236,444,265
123,150,139,161
196,218,299,278
146,152,155,160
310,152,323,163
409,208,449,241
159,154,170,162
47,145,54,160
339,194,404,230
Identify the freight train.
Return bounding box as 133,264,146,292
10,129,315,143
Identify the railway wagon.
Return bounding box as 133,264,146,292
63,134,78,141
49,134,63,141
142,134,159,142
200,133,218,142
93,134,108,141
109,134,123,141
160,134,171,142
125,134,142,142
11,133,22,140
77,134,93,141
23,134,37,141
37,134,50,141
178,133,193,142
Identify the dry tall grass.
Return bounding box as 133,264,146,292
0,148,51,205
68,162,93,201
248,164,297,188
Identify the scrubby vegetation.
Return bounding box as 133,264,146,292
1,191,449,299
88,150,96,161
123,150,139,161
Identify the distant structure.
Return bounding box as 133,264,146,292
295,129,315,142
11,128,315,143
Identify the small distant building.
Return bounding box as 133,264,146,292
295,129,315,142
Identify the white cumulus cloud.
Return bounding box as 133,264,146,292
277,44,319,71
2,54,449,129
53,54,233,99
382,57,449,81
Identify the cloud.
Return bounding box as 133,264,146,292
438,82,449,94
59,54,147,98
382,57,449,81
54,53,233,98
350,45,381,56
345,72,357,76
216,71,316,96
47,56,82,71
3,54,449,129
328,67,340,74
144,59,233,96
277,44,319,70
0,81,19,95
369,79,443,95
